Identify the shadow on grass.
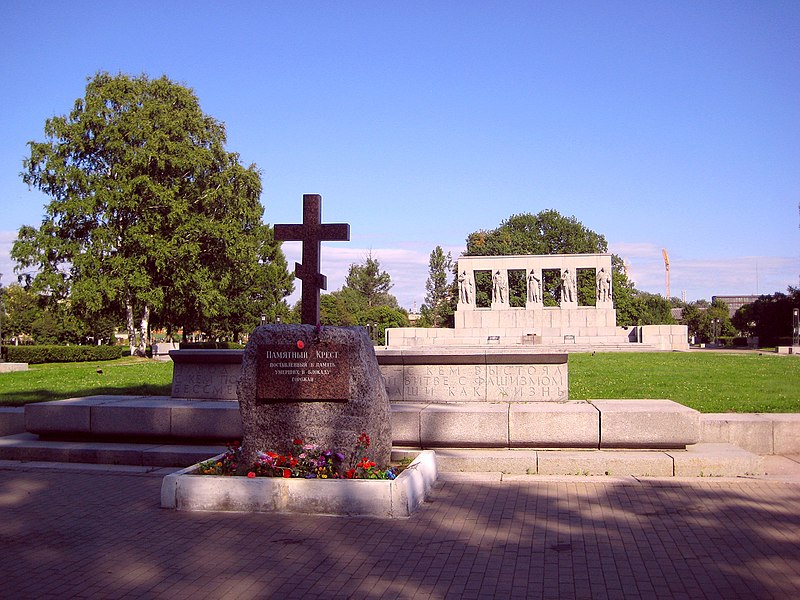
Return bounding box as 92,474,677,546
0,384,172,406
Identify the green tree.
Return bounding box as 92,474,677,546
344,251,396,308
679,299,734,343
1,283,42,342
732,288,800,346
322,254,408,342
419,246,454,327
466,210,608,256
628,292,676,326
464,209,636,319
13,72,289,354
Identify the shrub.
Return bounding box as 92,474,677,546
3,345,128,364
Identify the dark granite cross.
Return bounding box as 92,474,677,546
274,194,350,325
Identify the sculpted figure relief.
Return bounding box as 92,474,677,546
527,270,542,303
458,270,474,304
560,268,576,303
492,269,507,304
596,267,612,302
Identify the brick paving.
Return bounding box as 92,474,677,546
1,465,799,599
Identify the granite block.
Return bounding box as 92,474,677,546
509,401,599,447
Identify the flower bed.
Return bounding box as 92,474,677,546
160,449,437,518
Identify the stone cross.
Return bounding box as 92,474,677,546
274,194,350,325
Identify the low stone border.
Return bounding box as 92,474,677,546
160,449,437,518
0,363,28,373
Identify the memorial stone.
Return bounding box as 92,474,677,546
238,194,391,469
238,324,392,467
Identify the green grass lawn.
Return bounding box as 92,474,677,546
1,351,798,413
0,357,173,405
569,352,799,413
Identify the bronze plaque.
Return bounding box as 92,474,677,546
257,340,350,401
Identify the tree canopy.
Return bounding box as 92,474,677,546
732,288,800,346
13,72,291,352
463,209,643,324
419,246,455,327
319,253,408,343
466,210,608,256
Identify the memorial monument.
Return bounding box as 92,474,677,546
237,195,392,468
387,253,688,350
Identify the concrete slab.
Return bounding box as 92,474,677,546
772,415,800,455
0,433,82,462
700,414,774,454
0,407,25,436
420,403,508,447
170,402,243,440
90,404,172,437
509,401,599,447
537,450,674,476
0,362,28,372
762,455,800,482
669,443,764,477
143,444,227,467
433,448,539,474
593,399,700,448
389,403,425,446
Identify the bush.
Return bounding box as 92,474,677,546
2,345,128,364
179,341,245,350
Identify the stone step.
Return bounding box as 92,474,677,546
22,396,702,450
0,433,225,468
431,444,764,478
0,433,763,478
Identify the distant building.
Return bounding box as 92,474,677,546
712,295,761,318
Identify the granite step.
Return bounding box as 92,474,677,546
0,433,225,468
0,432,763,477
431,444,764,478
22,396,703,450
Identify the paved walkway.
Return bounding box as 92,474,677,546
1,460,799,600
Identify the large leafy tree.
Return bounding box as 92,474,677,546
419,246,454,327
464,210,639,324
732,288,800,346
321,254,409,343
13,72,290,354
343,251,395,308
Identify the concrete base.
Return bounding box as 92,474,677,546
160,449,437,518
0,433,225,467
777,346,800,355
0,362,28,373
0,407,25,436
431,444,763,477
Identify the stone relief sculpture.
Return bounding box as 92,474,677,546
458,270,473,304
560,269,576,303
526,270,542,303
492,270,507,304
596,267,612,302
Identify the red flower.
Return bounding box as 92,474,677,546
282,469,292,478
247,472,256,479
293,438,303,446
345,468,356,479
358,432,371,448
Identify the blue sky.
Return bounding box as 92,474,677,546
1,1,798,310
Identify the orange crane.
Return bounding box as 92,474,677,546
662,248,670,299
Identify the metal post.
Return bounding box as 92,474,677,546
793,308,799,347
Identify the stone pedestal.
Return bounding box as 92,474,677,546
237,325,392,469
